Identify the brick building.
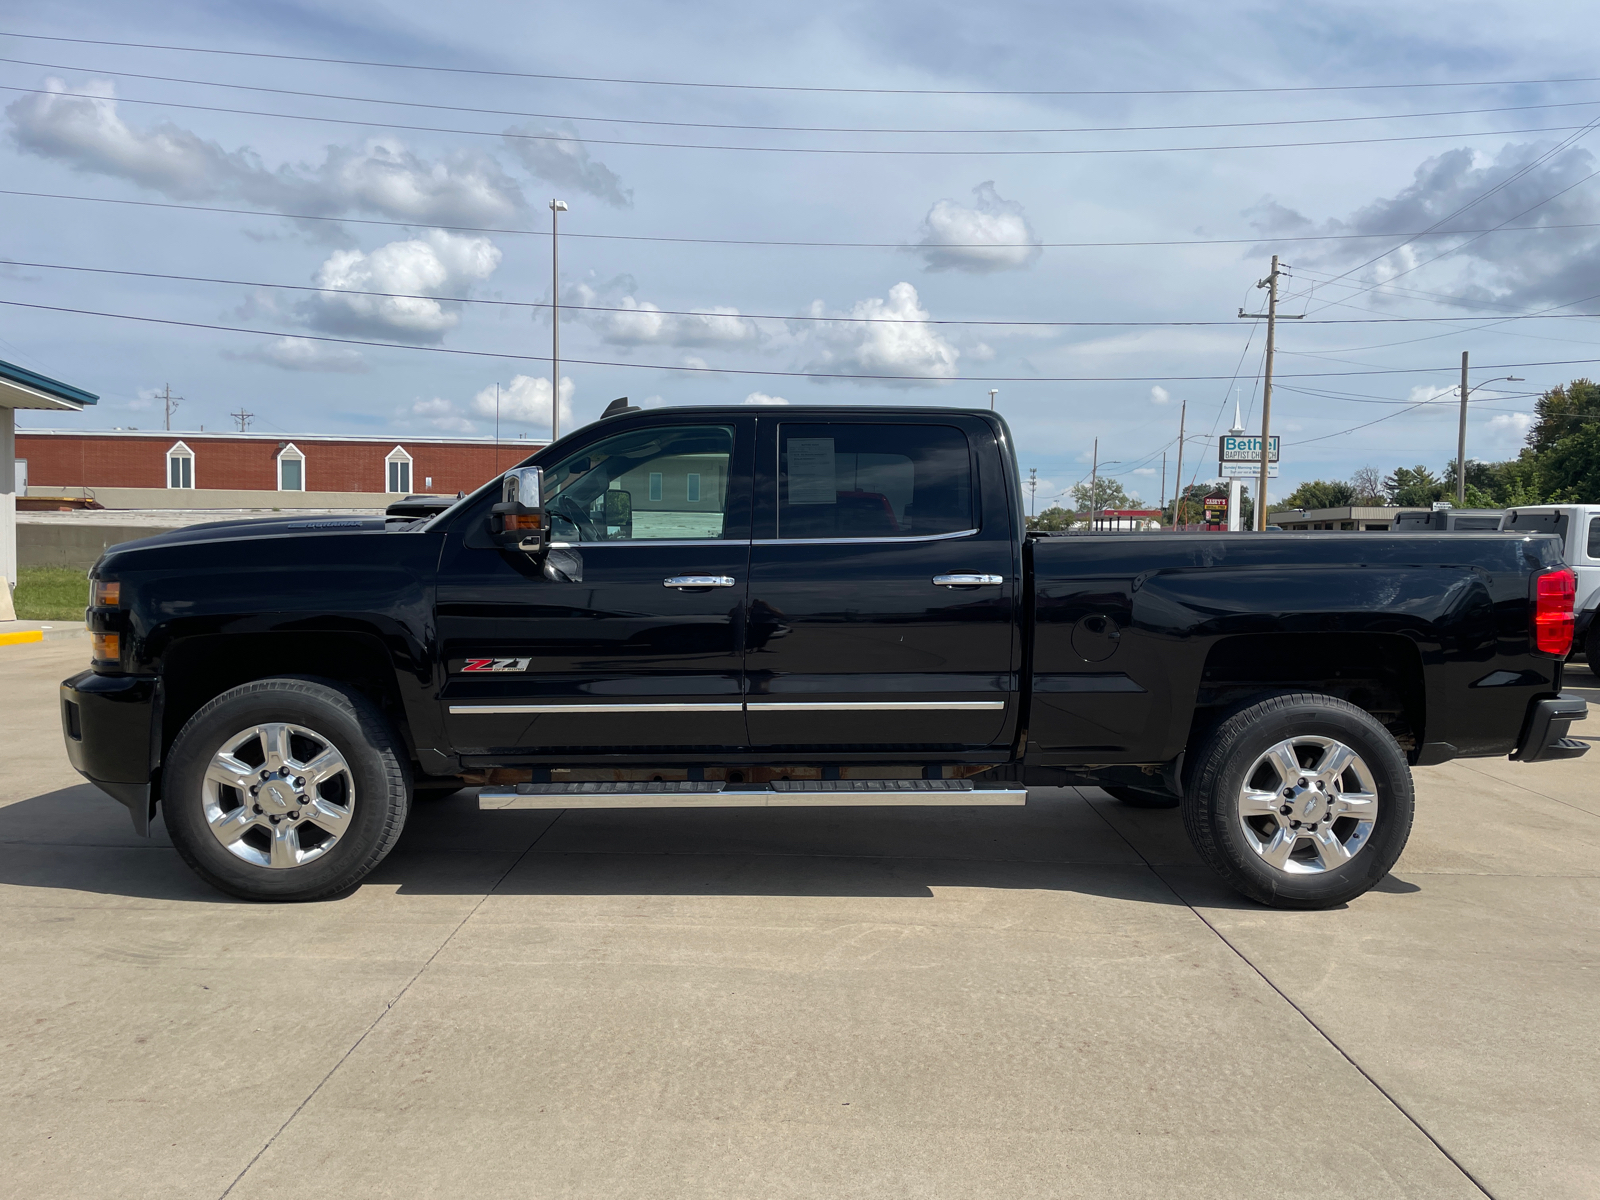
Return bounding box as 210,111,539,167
17,430,547,498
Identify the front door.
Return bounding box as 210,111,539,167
744,417,1021,751
437,419,754,756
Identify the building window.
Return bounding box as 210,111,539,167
277,442,305,491
386,446,413,494
649,472,662,501
686,472,701,503
166,441,195,489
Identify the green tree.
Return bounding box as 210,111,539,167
1026,505,1077,532
1384,465,1447,507
1281,479,1356,510
1523,379,1600,501
1070,476,1133,513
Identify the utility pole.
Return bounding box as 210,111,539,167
1457,351,1469,506
1089,438,1099,532
1160,451,1167,513
1028,467,1037,519
495,382,502,475
1172,397,1187,530
160,383,183,431
1239,255,1303,530
550,198,567,443
988,389,998,410
229,407,254,432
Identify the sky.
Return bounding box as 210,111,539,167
4,0,1600,509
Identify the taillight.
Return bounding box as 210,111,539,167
1533,568,1576,656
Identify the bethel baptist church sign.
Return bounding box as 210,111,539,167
1219,434,1280,479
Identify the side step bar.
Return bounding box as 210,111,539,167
478,779,1028,810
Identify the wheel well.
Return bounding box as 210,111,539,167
159,633,410,764
1189,633,1425,756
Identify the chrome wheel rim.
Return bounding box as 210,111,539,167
202,723,355,869
1236,735,1379,874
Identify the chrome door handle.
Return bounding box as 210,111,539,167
933,573,1003,587
664,575,737,588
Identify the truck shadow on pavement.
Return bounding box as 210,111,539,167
0,785,1410,912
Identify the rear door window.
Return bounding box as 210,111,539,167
1588,517,1600,559
777,423,973,540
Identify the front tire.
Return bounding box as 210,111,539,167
1182,693,1414,909
162,678,410,901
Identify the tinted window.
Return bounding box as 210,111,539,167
1504,510,1571,542
1589,517,1600,559
545,424,734,541
1452,516,1501,530
778,423,972,539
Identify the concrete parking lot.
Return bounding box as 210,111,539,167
2,637,1596,1199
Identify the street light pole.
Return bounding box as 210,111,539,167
1456,358,1524,504
550,199,567,443
988,389,998,410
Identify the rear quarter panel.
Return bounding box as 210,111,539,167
1027,532,1562,764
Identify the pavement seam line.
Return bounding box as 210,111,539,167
215,811,564,1200
1079,792,1498,1200
1449,759,1600,818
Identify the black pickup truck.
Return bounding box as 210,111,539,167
61,405,1587,908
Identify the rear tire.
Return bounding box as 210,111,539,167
1182,693,1414,909
162,678,410,901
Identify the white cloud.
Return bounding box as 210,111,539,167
407,396,476,433
308,231,502,343
501,122,632,207
225,336,369,373
1487,411,1535,442
1150,385,1170,405
568,280,761,349
6,78,526,225
1131,467,1157,476
914,182,1041,274
470,375,574,429
798,282,960,385
744,392,788,405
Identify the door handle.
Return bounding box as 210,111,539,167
664,575,737,588
933,573,1003,587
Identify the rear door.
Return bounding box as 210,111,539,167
436,417,754,755
743,416,1021,751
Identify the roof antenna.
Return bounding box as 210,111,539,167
602,396,640,418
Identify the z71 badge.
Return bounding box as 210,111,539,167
461,657,532,673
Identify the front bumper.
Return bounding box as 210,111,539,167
1511,693,1589,763
60,670,161,835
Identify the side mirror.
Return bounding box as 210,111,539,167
489,466,548,551
604,488,632,538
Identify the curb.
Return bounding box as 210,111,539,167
0,626,87,646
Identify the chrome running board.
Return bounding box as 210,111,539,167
478,779,1027,810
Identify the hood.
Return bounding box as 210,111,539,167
97,514,390,570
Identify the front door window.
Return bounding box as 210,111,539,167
544,425,735,541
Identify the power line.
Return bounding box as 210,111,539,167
10,296,1600,384
2,83,1594,157
7,32,1600,97
11,187,1600,253
9,55,1600,136
16,255,1600,329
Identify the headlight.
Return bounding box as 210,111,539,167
92,580,121,607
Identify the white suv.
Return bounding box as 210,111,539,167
1502,505,1600,660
